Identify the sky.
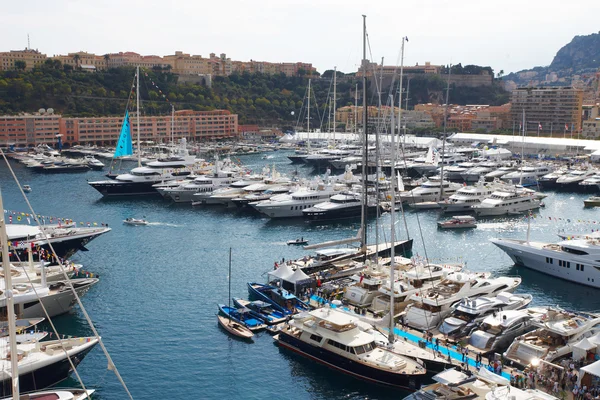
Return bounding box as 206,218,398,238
3,0,600,75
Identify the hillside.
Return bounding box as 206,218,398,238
0,60,508,128
503,32,600,88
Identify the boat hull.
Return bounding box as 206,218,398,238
276,330,422,390
22,279,99,319
88,180,161,197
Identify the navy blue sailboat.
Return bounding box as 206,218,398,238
247,282,311,315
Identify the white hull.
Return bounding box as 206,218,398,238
474,202,539,216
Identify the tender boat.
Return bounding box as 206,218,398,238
247,282,311,315
217,314,254,339
584,196,600,207
287,238,308,246
275,307,426,390
0,388,95,400
123,218,148,226
217,304,267,331
437,215,477,229
22,185,32,193
232,298,287,325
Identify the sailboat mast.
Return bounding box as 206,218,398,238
388,94,396,345
228,247,232,320
0,189,21,399
360,15,368,252
396,37,411,241
333,66,337,144
136,66,141,168
171,104,175,145
439,64,451,201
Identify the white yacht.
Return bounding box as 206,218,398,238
437,292,532,339
89,138,201,196
404,272,521,331
504,307,600,368
163,170,239,203
538,169,567,190
251,182,342,218
232,184,292,207
579,174,600,193
343,263,388,307
500,164,553,185
469,309,542,354
438,179,497,213
191,177,262,205
491,234,600,288
303,190,377,221
444,162,477,181
399,180,462,205
461,162,499,182
555,168,598,191
472,190,540,217
484,165,516,181
274,307,426,389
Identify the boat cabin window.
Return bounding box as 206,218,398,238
561,246,588,255
327,339,350,353
309,334,323,343
353,342,375,355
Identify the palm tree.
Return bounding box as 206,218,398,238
103,54,110,71
73,54,81,69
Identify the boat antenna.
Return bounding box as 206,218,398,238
136,65,141,168
0,187,20,399
360,14,368,254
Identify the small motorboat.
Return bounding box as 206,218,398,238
217,314,254,339
123,217,148,226
232,298,287,325
22,184,32,193
584,196,600,208
287,238,308,246
437,215,477,229
218,304,267,331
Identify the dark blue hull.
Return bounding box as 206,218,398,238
247,283,311,315
88,180,161,197
276,331,422,390
0,345,95,396
218,304,266,331
303,205,378,221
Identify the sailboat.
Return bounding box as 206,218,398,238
105,108,134,179
217,248,254,339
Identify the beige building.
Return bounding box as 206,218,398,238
53,51,108,71
511,87,583,133
164,51,212,75
0,49,47,71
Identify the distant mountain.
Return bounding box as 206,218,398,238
503,32,600,88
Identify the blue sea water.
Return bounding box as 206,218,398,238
1,150,600,400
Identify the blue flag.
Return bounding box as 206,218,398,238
114,111,133,158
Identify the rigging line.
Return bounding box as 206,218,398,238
9,251,91,399
0,149,135,400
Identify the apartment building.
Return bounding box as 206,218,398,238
0,49,47,71
511,87,583,133
0,110,238,146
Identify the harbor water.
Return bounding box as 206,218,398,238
1,150,600,400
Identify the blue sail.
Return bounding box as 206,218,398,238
113,111,133,158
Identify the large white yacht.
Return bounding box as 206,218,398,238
163,170,239,203
403,272,521,331
579,174,600,193
399,180,462,205
444,162,477,181
274,307,426,389
469,309,542,354
437,292,532,339
500,164,553,185
491,233,600,288
303,190,377,221
472,189,540,217
555,168,598,191
504,307,600,368
89,138,201,196
251,181,341,218
438,178,498,213
484,165,516,181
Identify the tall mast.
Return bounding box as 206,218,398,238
360,15,368,253
397,37,411,241
388,94,396,345
333,66,337,144
228,248,232,323
136,65,141,167
439,64,451,201
171,104,175,145
0,188,20,400
307,79,311,151
354,84,359,135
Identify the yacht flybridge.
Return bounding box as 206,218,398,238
472,189,540,217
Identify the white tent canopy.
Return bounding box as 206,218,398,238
588,332,600,345
268,263,294,282
284,268,311,284
573,338,597,360
581,360,600,378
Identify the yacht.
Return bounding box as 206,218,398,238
472,190,540,217
303,190,377,221
251,182,341,218
444,162,476,181
438,179,497,213
469,309,542,355
460,162,499,183
88,138,200,196
538,169,567,190
191,177,263,205
403,272,521,331
274,307,426,389
555,168,598,191
504,307,600,368
343,262,389,307
4,224,111,261
437,292,532,339
579,174,600,193
232,185,292,208
491,234,600,288
163,170,239,203
484,165,516,181
500,164,553,185
399,180,462,205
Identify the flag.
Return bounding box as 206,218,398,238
565,123,569,130
538,123,542,130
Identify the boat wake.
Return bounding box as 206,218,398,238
146,222,183,227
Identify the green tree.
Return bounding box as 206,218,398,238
14,60,26,71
